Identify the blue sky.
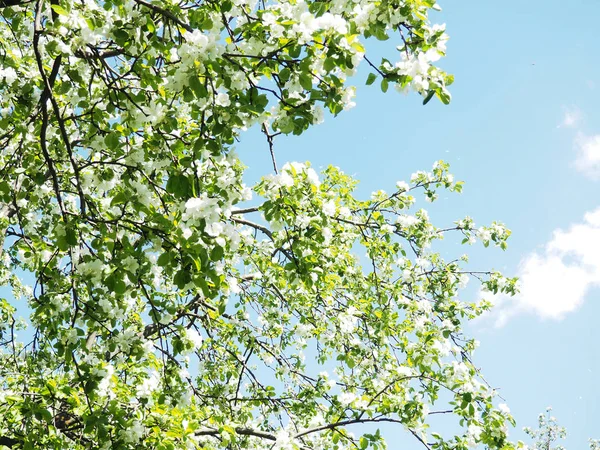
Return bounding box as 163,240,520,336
238,0,600,446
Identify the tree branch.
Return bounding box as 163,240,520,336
231,217,273,239
195,427,276,441
261,122,278,174
133,0,193,32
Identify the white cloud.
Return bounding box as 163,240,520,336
482,207,600,326
557,107,600,179
558,106,600,180
574,133,600,180
482,108,600,325
560,107,582,128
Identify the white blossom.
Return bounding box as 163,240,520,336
121,420,145,443
338,391,357,406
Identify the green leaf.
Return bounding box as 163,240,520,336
104,132,120,148
288,45,302,58
68,69,83,84
56,236,69,252
380,78,389,93
299,73,313,91
373,26,389,41
0,181,10,203
189,75,207,98
323,58,336,72
110,191,128,207
174,270,191,289
56,81,72,95
366,73,377,86
114,278,127,295
351,41,365,53
360,437,369,450
194,277,211,297
346,356,355,368
166,174,190,199
112,29,129,46
436,89,451,105
157,252,171,267
65,227,78,246
332,431,340,444
50,4,68,15
221,0,232,12
309,1,328,17
146,17,156,33
422,90,435,105
210,245,224,261
279,68,291,83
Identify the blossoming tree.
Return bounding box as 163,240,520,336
523,408,567,450
521,408,598,450
0,0,520,448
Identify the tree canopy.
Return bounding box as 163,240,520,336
0,0,520,449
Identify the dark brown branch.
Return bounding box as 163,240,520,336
230,207,260,215
195,427,276,441
363,55,387,78
231,217,273,239
0,437,20,448
0,0,32,6
261,123,278,174
33,0,67,222
74,47,125,60
133,0,193,32
294,417,406,438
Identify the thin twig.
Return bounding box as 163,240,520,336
261,123,278,174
